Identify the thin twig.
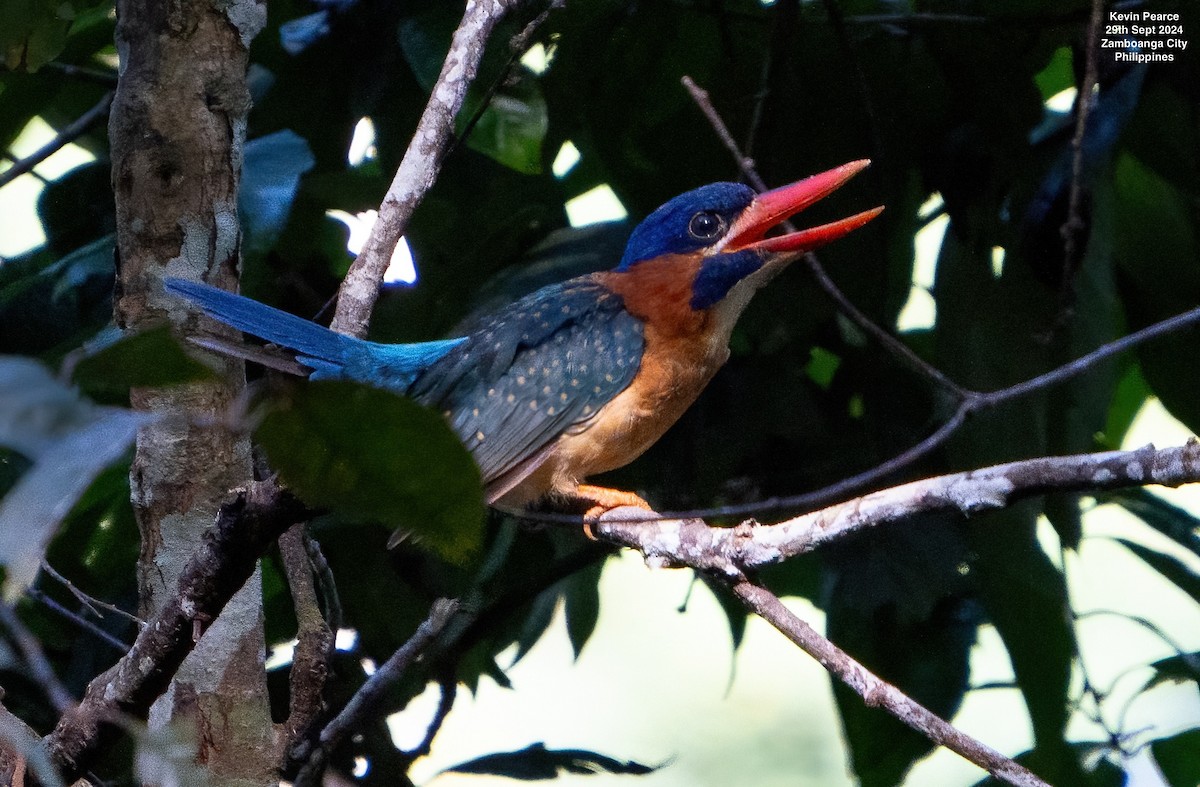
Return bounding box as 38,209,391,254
0,91,113,190
1058,0,1104,304
41,61,119,86
0,602,75,714
729,579,1049,787
682,77,762,190
331,0,518,338
293,599,460,787
25,589,130,653
450,0,564,159
39,561,144,629
303,531,342,632
399,675,458,761
43,480,309,783
593,442,1200,574
682,75,963,398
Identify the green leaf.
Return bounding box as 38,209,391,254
2,0,73,71
0,356,149,598
443,742,657,779
1116,539,1200,604
1100,362,1151,448
464,73,547,175
1113,152,1200,434
1033,46,1073,101
254,380,485,563
1152,729,1200,787
70,326,215,402
397,7,547,174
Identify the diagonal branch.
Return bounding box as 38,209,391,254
595,441,1200,575
291,598,460,787
331,0,520,338
728,579,1049,787
0,91,113,190
43,480,308,783
278,523,335,759
594,441,1200,786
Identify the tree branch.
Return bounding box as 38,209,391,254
1059,0,1104,294
588,442,1200,785
43,480,308,782
292,598,460,787
24,589,130,653
728,579,1049,787
331,0,519,338
0,701,64,787
0,91,113,190
39,560,144,630
595,441,1200,575
278,524,334,760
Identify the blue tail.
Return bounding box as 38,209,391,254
164,278,464,392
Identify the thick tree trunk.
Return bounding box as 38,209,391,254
109,0,274,783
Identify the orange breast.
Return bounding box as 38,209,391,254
496,257,730,506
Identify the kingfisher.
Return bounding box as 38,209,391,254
167,160,881,518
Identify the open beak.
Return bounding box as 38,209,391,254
719,159,883,255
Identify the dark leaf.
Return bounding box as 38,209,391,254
1116,539,1200,604
1113,153,1200,434
1100,362,1151,449
1106,489,1200,558
563,558,603,659
698,574,747,650
967,506,1082,785
510,583,559,666
444,742,657,780
971,743,1125,787
40,234,115,302
254,380,485,563
825,519,976,787
70,325,215,402
1147,652,1200,691
1152,729,1200,787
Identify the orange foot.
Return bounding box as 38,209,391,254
571,484,653,539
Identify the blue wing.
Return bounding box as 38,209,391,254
165,278,464,392
410,278,644,489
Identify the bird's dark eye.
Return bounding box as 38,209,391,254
687,211,725,241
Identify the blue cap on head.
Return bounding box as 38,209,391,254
617,182,756,270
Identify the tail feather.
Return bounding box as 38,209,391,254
165,278,464,391
165,278,352,367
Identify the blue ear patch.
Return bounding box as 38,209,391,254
617,182,755,270
690,250,764,310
